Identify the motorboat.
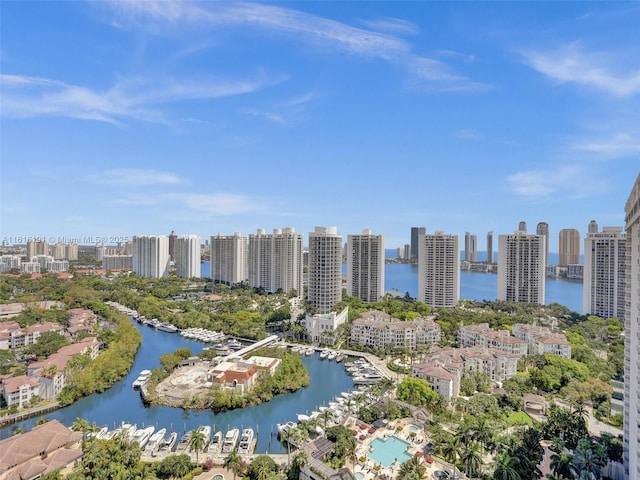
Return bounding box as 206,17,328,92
176,430,193,451
319,349,330,359
157,431,178,454
210,431,223,453
297,413,310,422
327,351,337,361
221,428,239,453
335,354,345,363
197,425,212,450
145,427,166,455
157,322,178,333
277,421,296,436
133,426,155,449
238,428,254,454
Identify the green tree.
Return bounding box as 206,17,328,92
396,377,439,407
461,442,483,478
247,455,278,480
155,454,192,479
189,428,206,464
492,451,521,480
223,448,243,480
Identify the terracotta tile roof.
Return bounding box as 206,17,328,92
0,420,82,477
2,375,40,394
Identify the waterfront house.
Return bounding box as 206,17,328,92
0,419,83,480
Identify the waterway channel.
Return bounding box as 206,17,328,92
0,320,356,452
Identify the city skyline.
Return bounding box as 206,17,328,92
1,2,639,248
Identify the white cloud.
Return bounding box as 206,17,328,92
358,17,419,35
573,132,640,158
521,42,640,97
0,73,280,124
507,165,607,199
239,108,285,124
110,1,485,92
95,168,187,186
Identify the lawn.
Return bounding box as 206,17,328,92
507,411,534,426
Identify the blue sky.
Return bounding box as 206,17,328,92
1,1,639,251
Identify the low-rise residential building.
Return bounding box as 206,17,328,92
302,307,349,345
0,419,83,480
412,345,519,402
458,323,528,356
511,323,571,358
243,356,281,375
1,375,40,409
8,322,66,350
350,310,441,350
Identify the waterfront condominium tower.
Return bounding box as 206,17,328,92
210,233,247,286
559,228,581,266
132,235,169,278
624,173,640,480
347,229,385,303
410,227,426,261
308,226,343,314
487,231,494,264
175,235,201,278
248,228,304,295
168,230,178,263
418,231,460,308
536,222,550,268
583,225,626,320
497,231,546,304
464,232,477,262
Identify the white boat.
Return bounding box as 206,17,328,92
222,428,239,453
320,350,330,359
297,413,310,422
210,431,223,453
145,428,166,454
277,421,296,435
327,351,337,361
291,345,302,353
157,322,178,333
353,373,382,385
335,354,345,363
238,428,254,454
89,426,108,439
304,349,313,356
197,425,212,450
158,431,178,454
133,426,155,449
176,430,193,451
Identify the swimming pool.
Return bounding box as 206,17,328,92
355,473,365,480
367,436,413,467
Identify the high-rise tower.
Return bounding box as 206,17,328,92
464,232,477,262
583,226,626,320
132,235,169,278
486,231,494,264
497,230,545,304
168,230,178,263
558,229,580,266
410,227,426,261
518,221,527,233
308,226,343,314
175,235,201,278
624,174,640,480
347,229,385,303
248,228,303,295
210,233,247,285
418,232,460,308
536,222,550,267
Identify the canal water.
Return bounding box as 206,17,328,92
0,321,355,452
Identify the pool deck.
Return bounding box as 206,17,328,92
351,419,455,480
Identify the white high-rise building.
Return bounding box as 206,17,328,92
497,231,545,304
624,174,640,480
418,232,460,308
583,226,626,320
65,243,78,261
27,240,48,260
132,235,170,278
210,233,247,285
347,229,385,303
175,235,201,278
52,243,66,260
248,228,303,295
308,226,342,314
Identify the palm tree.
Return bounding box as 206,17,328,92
492,451,521,480
461,442,483,478
398,455,426,480
550,451,573,479
570,442,606,480
441,435,462,479
224,448,243,480
320,409,333,431
71,417,90,432
472,417,494,454
189,428,206,464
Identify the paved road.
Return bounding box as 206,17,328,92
553,398,622,438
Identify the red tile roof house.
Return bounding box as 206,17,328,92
0,419,83,480
208,361,258,394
